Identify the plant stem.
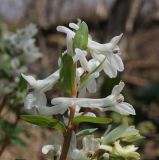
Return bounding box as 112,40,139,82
59,106,76,160
59,63,77,160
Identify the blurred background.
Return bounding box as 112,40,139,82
0,0,159,159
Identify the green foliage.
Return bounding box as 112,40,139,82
73,21,88,50
73,115,112,126
21,115,66,133
76,128,98,137
60,54,75,95
0,119,27,147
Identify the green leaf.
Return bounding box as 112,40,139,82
60,54,75,95
21,115,66,132
102,122,128,145
73,116,112,126
76,128,98,137
73,21,88,50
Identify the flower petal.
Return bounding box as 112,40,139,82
66,32,73,54
87,78,97,93
36,91,47,108
110,33,123,48
84,112,96,117
104,102,136,115
71,149,86,160
118,102,136,115
78,87,87,98
38,104,68,116
24,91,37,111
22,72,59,92
69,23,79,30
42,145,54,154
56,26,75,37
75,48,90,71
112,81,125,96
21,73,36,87
103,60,117,78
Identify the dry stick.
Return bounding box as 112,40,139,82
59,63,77,160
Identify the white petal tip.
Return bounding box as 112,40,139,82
42,145,54,154
119,81,125,88
56,26,62,32
119,33,123,38
21,73,29,82
69,23,79,30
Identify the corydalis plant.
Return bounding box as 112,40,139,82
21,21,141,160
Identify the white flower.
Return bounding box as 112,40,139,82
42,144,61,159
42,145,54,154
78,71,99,98
24,90,67,115
69,22,124,78
5,23,42,63
75,49,91,72
51,81,135,115
69,23,124,76
56,25,75,54
110,141,140,160
91,53,118,78
21,71,59,92
102,81,135,115
22,71,68,115
71,135,100,160
77,66,99,98
75,48,100,97
89,35,124,78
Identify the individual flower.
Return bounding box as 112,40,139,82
88,34,124,78
51,81,135,115
22,71,68,115
101,81,135,115
110,141,140,160
71,135,100,160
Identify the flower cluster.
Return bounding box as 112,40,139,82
42,124,141,160
22,20,141,160
0,23,41,97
